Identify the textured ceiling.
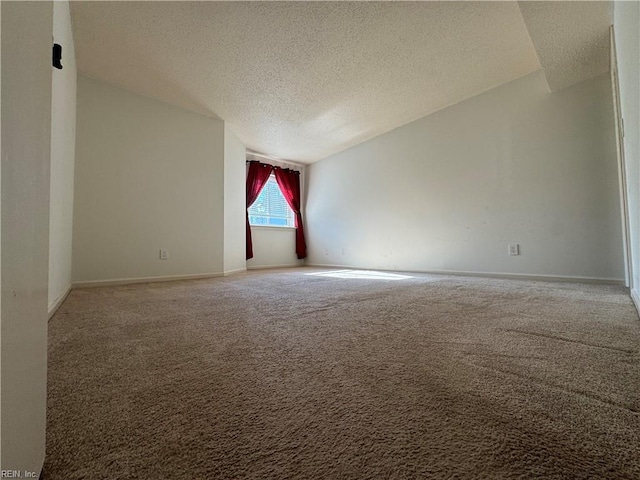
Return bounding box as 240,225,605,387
518,1,613,91
70,1,610,163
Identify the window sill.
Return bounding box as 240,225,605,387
250,225,296,231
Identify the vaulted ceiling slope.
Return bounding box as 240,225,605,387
71,1,612,163
518,1,612,91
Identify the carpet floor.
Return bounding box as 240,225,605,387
45,268,640,479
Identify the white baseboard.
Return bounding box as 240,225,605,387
224,268,247,277
48,285,72,319
247,263,303,270
304,263,625,285
73,272,224,288
631,288,640,316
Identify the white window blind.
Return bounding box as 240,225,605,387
248,175,294,227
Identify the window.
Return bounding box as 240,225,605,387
248,175,294,227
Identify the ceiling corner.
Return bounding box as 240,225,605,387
517,0,613,92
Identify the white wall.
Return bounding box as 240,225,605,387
247,227,304,269
223,125,247,274
307,71,624,281
73,76,225,284
1,1,53,473
49,0,76,311
614,2,640,304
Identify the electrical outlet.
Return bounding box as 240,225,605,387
508,244,519,256
324,248,329,256
159,249,169,260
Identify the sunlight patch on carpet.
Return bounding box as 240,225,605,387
305,269,412,280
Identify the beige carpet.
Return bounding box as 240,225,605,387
45,268,640,479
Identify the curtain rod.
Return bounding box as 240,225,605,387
246,150,306,168
245,160,300,174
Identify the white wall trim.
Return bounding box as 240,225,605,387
224,268,247,277
610,26,633,289
247,263,303,271
305,263,625,285
48,284,72,319
73,272,224,288
631,288,640,316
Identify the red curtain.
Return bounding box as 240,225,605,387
246,161,273,259
274,167,307,259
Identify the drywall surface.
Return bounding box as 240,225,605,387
73,76,225,283
70,1,541,162
247,227,304,269
223,125,247,274
517,1,612,91
614,2,640,298
1,1,53,473
49,0,76,310
306,71,624,281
